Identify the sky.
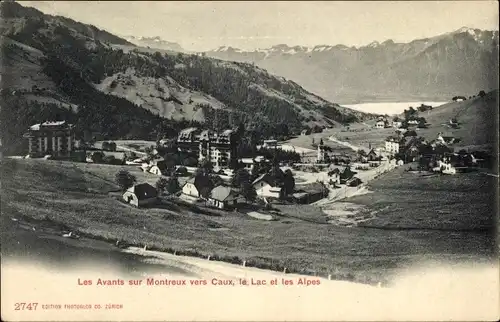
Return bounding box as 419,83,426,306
23,1,499,52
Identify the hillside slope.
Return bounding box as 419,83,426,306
0,1,370,154
415,90,498,150
206,28,499,103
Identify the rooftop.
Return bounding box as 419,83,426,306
126,183,158,200
180,127,198,134
29,121,72,131
209,185,239,202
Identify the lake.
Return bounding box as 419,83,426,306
341,101,449,115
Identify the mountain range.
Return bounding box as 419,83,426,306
121,35,185,53
0,1,369,154
205,28,499,103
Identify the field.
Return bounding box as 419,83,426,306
1,159,496,286
347,166,495,231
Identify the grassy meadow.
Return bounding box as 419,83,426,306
1,159,496,285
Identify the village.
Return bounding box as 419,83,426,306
16,99,490,217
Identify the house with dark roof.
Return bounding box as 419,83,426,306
252,173,282,199
181,175,213,199
367,148,381,162
291,182,328,204
436,132,457,145
122,183,158,207
207,185,244,209
149,160,170,176
339,167,357,184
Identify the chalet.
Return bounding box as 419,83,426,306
239,158,255,171
407,119,419,126
353,162,370,170
375,121,385,129
122,183,158,207
149,160,170,176
252,174,283,199
339,167,357,184
291,182,328,204
436,133,456,145
181,176,213,199
262,140,278,149
385,137,400,154
367,148,381,161
432,157,457,175
207,185,244,209
452,96,467,102
328,168,340,185
392,121,402,128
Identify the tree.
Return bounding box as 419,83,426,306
270,165,285,184
251,162,262,180
198,158,213,175
115,170,136,191
404,130,418,137
232,168,250,187
103,155,119,165
282,169,295,195
478,90,486,97
183,156,198,167
417,117,428,128
357,149,367,157
155,177,169,194
90,151,105,163
241,182,257,202
209,175,224,187
175,166,189,176
163,153,178,170
166,176,180,194
144,145,155,158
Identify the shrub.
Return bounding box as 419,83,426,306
183,157,198,167
155,177,169,194
241,182,257,202
166,176,181,194
90,151,105,163
115,170,136,191
103,155,117,164
176,166,189,176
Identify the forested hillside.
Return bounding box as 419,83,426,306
0,2,370,154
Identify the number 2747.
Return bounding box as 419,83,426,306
15,303,38,310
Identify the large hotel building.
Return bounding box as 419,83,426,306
23,121,75,157
176,127,238,169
